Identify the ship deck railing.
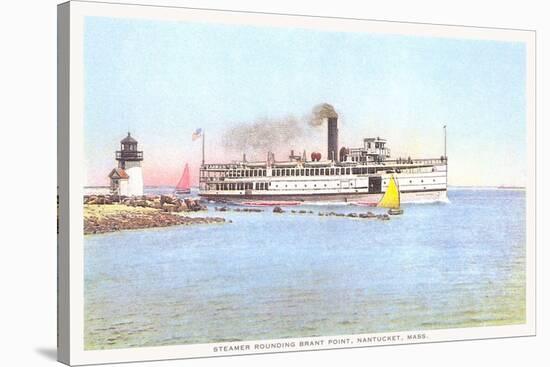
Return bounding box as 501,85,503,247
201,157,447,171
383,157,447,166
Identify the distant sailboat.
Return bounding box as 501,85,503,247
175,163,191,194
378,175,404,215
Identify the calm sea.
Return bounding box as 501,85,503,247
84,188,526,350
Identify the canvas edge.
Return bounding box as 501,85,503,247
57,1,71,365
527,29,537,337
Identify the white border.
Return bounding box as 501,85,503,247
63,1,536,365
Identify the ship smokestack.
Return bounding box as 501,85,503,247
327,116,338,162
310,103,338,161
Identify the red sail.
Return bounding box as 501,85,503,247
176,163,191,191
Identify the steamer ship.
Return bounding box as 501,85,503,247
199,111,447,204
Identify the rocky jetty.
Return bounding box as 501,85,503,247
84,194,206,212
215,206,388,220
317,210,389,220
214,206,263,213
83,194,223,235
84,210,225,235
213,204,390,220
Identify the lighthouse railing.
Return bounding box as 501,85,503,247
116,151,143,160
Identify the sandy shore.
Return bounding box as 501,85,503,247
84,204,225,235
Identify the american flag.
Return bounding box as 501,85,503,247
192,128,202,141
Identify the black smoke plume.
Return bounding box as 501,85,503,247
222,116,304,157
222,103,338,160
308,103,338,127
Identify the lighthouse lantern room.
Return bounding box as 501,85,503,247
108,132,144,196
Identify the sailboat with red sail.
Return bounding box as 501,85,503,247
175,163,191,194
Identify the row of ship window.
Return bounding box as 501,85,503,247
225,167,377,178
211,183,266,191
209,182,345,191
208,178,439,191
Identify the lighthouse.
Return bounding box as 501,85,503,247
108,132,144,196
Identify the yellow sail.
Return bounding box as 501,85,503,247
378,176,401,209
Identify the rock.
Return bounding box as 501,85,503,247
184,198,204,211
347,213,358,218
162,203,177,212
241,208,262,212
273,206,284,213
160,195,174,205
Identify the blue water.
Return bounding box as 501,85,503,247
84,189,526,349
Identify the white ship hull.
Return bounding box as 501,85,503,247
200,169,447,204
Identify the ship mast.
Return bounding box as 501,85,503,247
202,130,205,166
444,125,447,160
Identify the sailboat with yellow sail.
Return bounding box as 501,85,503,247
378,175,404,215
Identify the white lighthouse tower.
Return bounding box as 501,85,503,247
108,132,144,196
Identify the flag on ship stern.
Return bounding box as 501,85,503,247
192,128,203,141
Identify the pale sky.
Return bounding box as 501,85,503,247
84,16,527,187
